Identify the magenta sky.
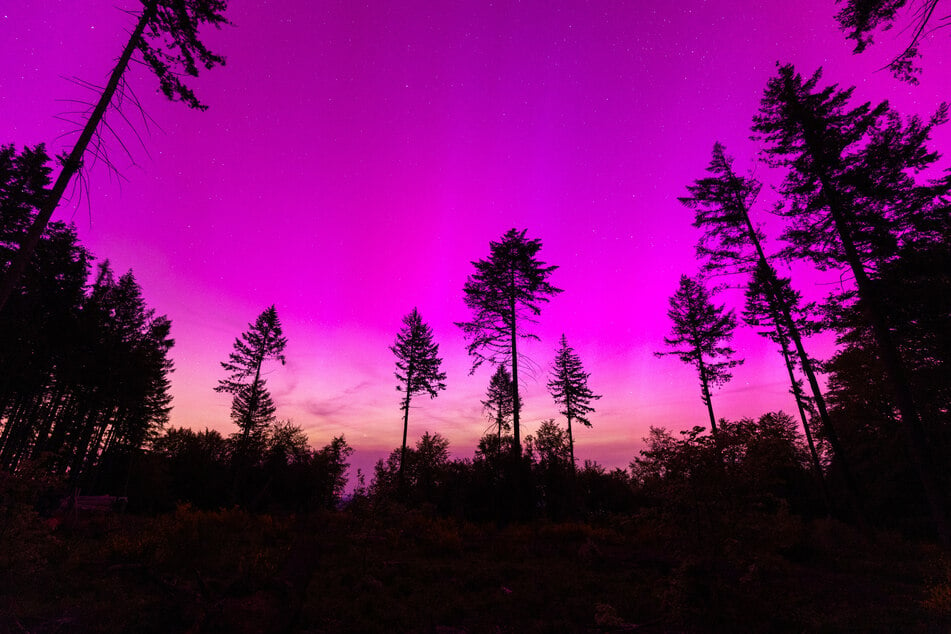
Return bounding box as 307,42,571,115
2,1,950,476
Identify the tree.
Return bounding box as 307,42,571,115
215,306,287,451
311,435,353,509
835,0,944,83
525,419,572,517
753,63,949,541
679,143,839,506
681,143,849,471
481,365,520,451
372,431,451,504
390,308,447,487
744,263,831,509
656,275,742,434
457,229,562,455
547,334,601,470
0,0,230,312
821,237,951,526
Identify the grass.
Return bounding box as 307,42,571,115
1,503,949,632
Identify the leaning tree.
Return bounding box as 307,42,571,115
753,63,949,540
680,142,847,504
547,334,601,471
390,307,447,487
0,0,230,312
744,262,831,508
457,228,562,455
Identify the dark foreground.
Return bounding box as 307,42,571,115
2,503,949,633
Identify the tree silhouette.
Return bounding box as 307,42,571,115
547,334,601,471
753,63,949,541
390,308,447,488
744,263,831,509
680,142,846,507
822,236,951,526
373,431,451,504
1,151,175,485
681,144,840,448
0,244,174,486
215,306,287,453
835,0,944,82
0,0,230,312
481,365,520,452
656,275,742,435
457,228,562,455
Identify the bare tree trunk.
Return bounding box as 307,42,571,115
510,309,520,456
697,358,718,435
398,379,412,491
729,173,862,515
566,412,575,473
778,332,832,512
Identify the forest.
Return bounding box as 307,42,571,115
1,0,950,632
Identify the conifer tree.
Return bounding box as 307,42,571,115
0,0,230,312
753,63,949,540
481,365,520,449
215,306,287,450
547,335,601,470
656,275,742,434
681,142,848,505
391,308,447,486
457,229,562,455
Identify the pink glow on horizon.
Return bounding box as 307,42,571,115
2,1,950,476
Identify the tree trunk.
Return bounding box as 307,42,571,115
398,378,412,491
0,1,158,313
697,358,718,435
567,414,575,473
778,331,832,512
731,177,862,515
509,311,520,456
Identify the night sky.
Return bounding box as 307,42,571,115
2,1,949,475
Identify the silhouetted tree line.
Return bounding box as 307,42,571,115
661,63,951,540
0,145,173,490
2,21,949,549
133,424,352,513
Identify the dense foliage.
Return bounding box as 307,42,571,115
0,146,174,490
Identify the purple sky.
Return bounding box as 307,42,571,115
2,1,949,476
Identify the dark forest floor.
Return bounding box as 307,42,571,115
2,503,950,632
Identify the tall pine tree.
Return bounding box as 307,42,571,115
547,335,601,471
457,228,562,455
215,306,287,450
681,142,849,507
481,365,520,451
390,307,447,487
